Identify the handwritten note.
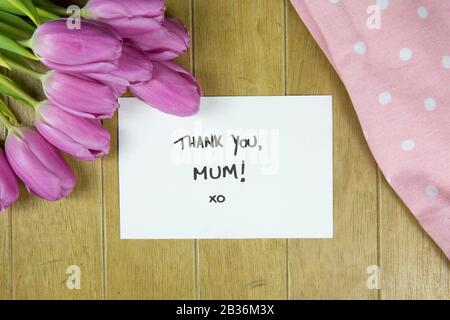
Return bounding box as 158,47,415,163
119,96,333,239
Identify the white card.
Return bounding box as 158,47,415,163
119,96,333,239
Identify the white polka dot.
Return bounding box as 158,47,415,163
442,56,450,69
386,177,392,185
401,140,415,151
377,0,389,10
378,91,392,105
426,185,439,198
399,48,413,61
424,98,437,111
417,6,428,19
329,0,340,3
354,41,367,55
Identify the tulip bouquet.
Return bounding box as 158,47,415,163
0,0,201,210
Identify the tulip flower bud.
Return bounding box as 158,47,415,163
86,43,153,95
5,127,76,201
83,73,128,98
35,102,110,161
128,18,190,61
41,71,119,119
30,19,122,73
130,61,201,117
82,0,165,37
0,149,19,212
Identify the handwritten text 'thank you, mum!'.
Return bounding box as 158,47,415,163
173,134,265,183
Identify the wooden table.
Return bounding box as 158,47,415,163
0,0,449,300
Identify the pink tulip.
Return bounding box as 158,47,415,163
30,19,122,73
130,61,201,117
82,0,165,37
5,128,76,201
41,71,119,119
35,102,110,161
83,73,128,98
86,43,153,95
0,149,19,212
128,18,190,61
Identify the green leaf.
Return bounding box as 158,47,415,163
5,0,42,26
0,11,35,34
0,73,36,107
0,97,18,125
0,4,58,21
0,33,38,60
36,7,59,21
0,50,31,69
33,0,65,15
32,0,57,7
0,21,28,40
0,50,42,79
0,73,25,101
0,11,35,39
0,54,11,70
0,3,23,15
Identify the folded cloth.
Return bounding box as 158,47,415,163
291,0,450,260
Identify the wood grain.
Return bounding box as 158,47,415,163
0,0,447,300
286,3,379,299
0,210,10,299
194,0,287,299
7,69,103,299
0,70,11,300
379,178,450,299
102,0,196,299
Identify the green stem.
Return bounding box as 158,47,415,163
0,75,39,109
50,6,68,16
18,38,32,48
80,8,91,19
36,7,60,20
2,56,43,80
33,0,67,16
6,0,42,27
0,2,59,21
0,109,15,131
0,21,31,39
0,34,38,61
0,11,35,39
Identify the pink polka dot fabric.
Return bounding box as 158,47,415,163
291,0,450,260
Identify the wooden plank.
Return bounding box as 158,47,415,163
103,0,196,299
0,69,11,300
0,210,10,299
194,0,287,299
8,0,102,297
7,68,103,299
286,2,379,299
379,179,450,299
